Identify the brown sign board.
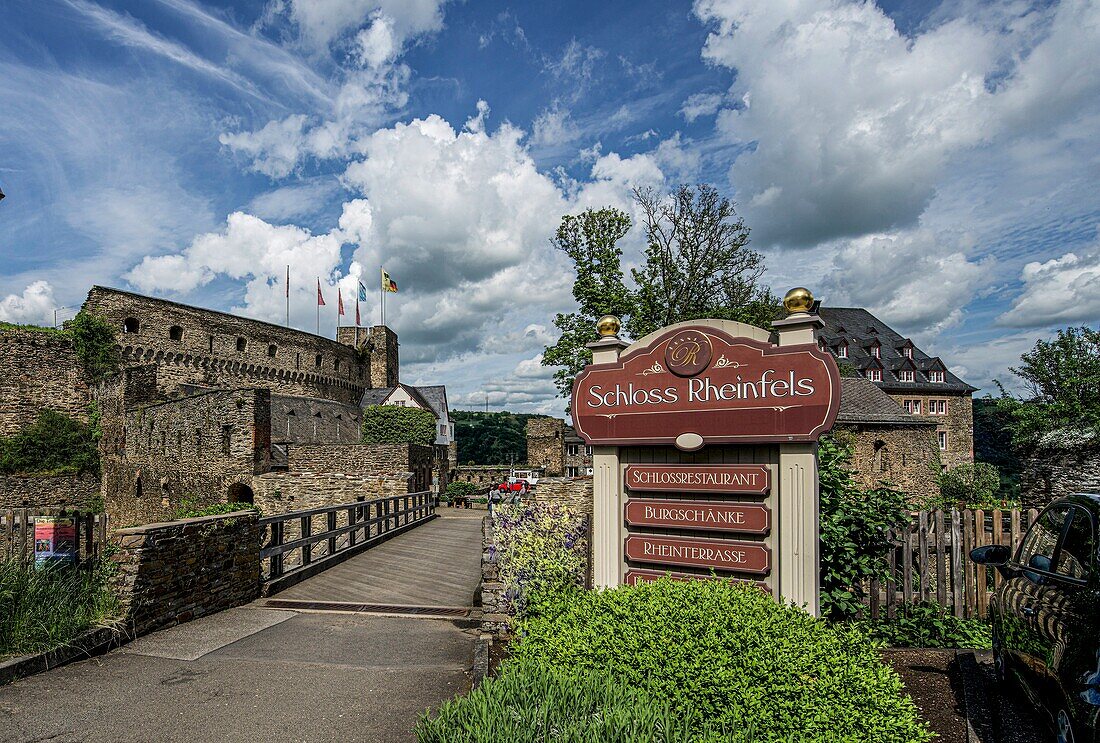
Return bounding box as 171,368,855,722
625,464,769,494
571,326,840,446
624,534,770,574
625,499,770,534
625,568,770,592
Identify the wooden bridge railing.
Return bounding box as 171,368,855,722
259,491,435,594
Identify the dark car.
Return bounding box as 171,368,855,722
971,494,1100,743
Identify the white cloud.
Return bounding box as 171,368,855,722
531,105,580,147
270,0,448,55
679,92,723,122
0,281,57,327
544,39,605,102
823,229,990,335
998,244,1100,328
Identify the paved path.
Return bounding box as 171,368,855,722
0,511,485,743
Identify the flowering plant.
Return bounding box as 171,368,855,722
492,503,589,616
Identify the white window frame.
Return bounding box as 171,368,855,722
938,431,948,450
929,370,945,383
903,347,913,359
867,369,882,382
838,343,848,358
899,370,914,382
872,345,880,358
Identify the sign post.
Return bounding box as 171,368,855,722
571,290,837,615
34,515,77,568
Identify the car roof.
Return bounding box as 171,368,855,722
1047,493,1100,513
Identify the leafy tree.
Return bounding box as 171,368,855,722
819,436,910,620
996,326,1100,449
934,462,1005,509
0,410,100,476
451,410,540,464
360,405,436,446
541,186,782,399
628,184,782,338
973,397,1022,499
69,311,120,383
541,208,633,398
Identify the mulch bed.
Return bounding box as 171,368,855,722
882,648,968,743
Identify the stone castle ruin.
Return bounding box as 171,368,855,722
1,286,452,526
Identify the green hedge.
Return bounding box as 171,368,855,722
445,481,480,498
361,405,436,446
421,580,933,743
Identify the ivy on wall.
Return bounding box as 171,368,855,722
360,405,436,446
0,410,100,476
69,311,120,383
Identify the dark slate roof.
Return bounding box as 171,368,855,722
359,384,448,418
818,307,977,394
836,378,937,426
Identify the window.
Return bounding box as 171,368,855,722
838,343,848,358
334,358,341,371
439,424,447,436
867,369,882,382
929,370,945,383
938,431,948,450
929,400,947,415
567,444,580,456
903,347,913,358
221,425,232,456
236,337,246,352
1053,507,1094,580
122,317,140,334
903,400,921,415
899,370,914,382
208,335,214,354
315,354,323,367
168,325,183,341
873,441,888,472
267,344,277,358
566,467,580,477
871,344,880,358
1017,505,1071,575
585,445,592,456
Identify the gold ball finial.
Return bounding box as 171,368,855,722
596,315,621,338
783,287,815,315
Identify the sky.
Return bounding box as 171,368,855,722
1,0,1098,414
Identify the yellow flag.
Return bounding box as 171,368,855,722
381,268,398,293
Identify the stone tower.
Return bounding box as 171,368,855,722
525,417,565,476
337,325,399,389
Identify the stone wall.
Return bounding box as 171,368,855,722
0,327,91,436
1020,448,1100,510
102,388,270,526
0,473,100,510
832,423,941,504
253,472,411,515
83,286,373,405
526,417,565,476
530,477,594,517
887,392,974,470
479,515,510,635
110,511,260,636
454,465,514,486
270,394,362,445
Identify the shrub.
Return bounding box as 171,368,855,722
416,664,730,743
0,558,121,657
173,501,261,520
445,481,479,498
360,405,436,446
858,601,992,649
492,503,588,616
455,580,932,743
819,436,910,620
0,410,100,476
69,310,120,383
934,462,1010,509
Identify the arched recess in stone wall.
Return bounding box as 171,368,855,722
227,482,254,505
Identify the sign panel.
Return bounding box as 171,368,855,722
34,516,77,567
624,534,770,574
625,499,770,534
625,568,769,591
625,464,769,494
571,326,840,446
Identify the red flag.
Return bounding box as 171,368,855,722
316,278,325,306
338,287,345,316
355,297,361,326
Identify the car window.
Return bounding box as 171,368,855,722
1053,507,1094,580
1017,504,1071,573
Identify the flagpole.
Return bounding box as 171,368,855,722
380,266,384,327
316,277,320,335
285,265,290,327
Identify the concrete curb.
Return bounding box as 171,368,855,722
471,634,491,688
0,625,128,686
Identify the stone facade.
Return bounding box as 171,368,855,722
253,472,412,514
270,394,362,445
479,515,510,636
1020,447,1100,510
0,473,100,510
887,393,974,471
284,443,433,492
832,424,940,502
526,417,565,475
0,327,90,436
529,477,594,517
84,286,377,405
110,511,260,636
454,465,514,486
338,325,399,389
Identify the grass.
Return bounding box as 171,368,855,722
0,558,122,658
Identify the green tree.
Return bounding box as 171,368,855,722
0,410,100,476
819,436,910,620
973,397,1022,499
627,184,782,338
360,405,436,446
935,462,1004,509
69,310,120,383
996,326,1100,448
541,208,634,398
451,410,539,465
541,185,782,399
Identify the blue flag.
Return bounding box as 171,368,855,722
357,281,367,302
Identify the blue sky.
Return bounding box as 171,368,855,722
1,0,1098,412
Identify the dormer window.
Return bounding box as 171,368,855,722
899,370,914,382
929,370,945,383
871,344,880,359
903,347,913,359
867,369,882,382
837,343,848,359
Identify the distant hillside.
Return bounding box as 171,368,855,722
450,410,547,465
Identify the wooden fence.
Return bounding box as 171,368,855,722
866,508,1038,620
1,508,109,566
259,491,435,594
